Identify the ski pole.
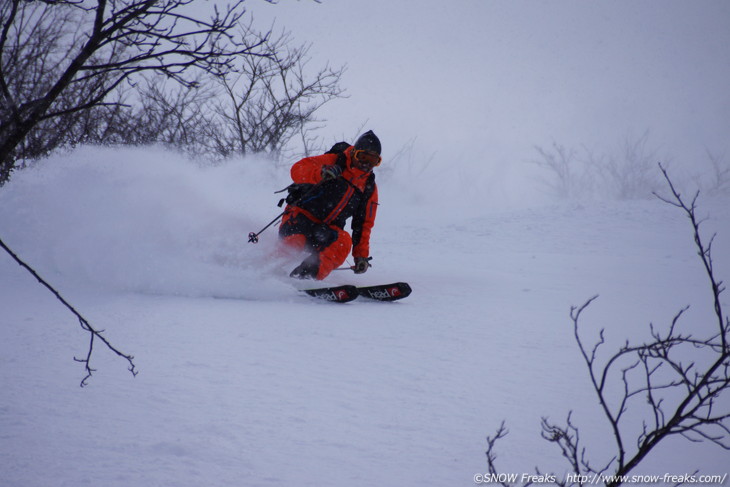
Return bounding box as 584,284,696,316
332,257,373,271
248,211,285,243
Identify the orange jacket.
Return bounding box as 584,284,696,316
288,146,378,258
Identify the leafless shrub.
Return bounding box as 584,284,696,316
207,28,346,160
530,141,589,199
589,132,664,199
531,132,667,201
1,0,271,184
694,149,730,196
485,164,730,486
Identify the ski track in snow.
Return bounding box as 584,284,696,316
1,147,729,486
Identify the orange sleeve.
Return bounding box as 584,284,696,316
352,185,378,258
290,153,338,184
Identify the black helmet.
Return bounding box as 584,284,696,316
354,130,381,155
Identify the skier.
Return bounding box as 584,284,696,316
279,130,381,280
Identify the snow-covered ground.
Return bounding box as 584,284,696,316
1,146,728,486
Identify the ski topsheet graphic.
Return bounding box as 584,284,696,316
303,284,359,303
357,282,412,301
303,282,411,303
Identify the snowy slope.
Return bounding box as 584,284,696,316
1,147,729,486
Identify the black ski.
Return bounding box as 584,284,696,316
357,282,412,301
303,284,359,303
302,282,411,303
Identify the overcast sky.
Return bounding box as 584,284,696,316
247,0,730,178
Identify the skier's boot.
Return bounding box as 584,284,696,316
289,256,319,280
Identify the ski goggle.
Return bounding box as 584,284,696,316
353,150,382,167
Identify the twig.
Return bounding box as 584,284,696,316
0,235,137,386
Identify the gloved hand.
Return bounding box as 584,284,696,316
353,256,372,274
320,164,342,180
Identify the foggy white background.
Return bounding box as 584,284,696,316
249,0,730,194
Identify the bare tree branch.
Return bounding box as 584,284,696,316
0,236,137,387
0,0,272,184
208,29,346,159
485,164,730,486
